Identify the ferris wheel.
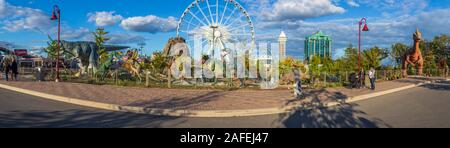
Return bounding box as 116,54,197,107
177,0,255,57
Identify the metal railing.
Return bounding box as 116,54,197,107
300,68,449,88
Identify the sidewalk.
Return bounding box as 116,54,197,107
0,77,437,117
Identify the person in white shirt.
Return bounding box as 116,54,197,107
368,68,376,90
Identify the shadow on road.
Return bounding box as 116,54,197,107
419,83,450,91
0,109,186,128
275,88,392,128
278,103,392,128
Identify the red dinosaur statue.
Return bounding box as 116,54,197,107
402,29,424,77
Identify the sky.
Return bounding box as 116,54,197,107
1,0,449,59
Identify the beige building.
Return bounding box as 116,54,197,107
278,31,287,60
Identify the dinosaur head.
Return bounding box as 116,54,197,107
163,37,187,57
413,28,422,41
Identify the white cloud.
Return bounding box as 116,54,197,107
0,0,51,32
61,27,91,40
240,0,447,59
246,0,346,21
120,15,178,34
0,0,90,41
255,8,450,59
88,11,123,27
346,0,360,7
2,13,50,32
107,33,146,44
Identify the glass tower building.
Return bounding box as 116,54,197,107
304,31,332,61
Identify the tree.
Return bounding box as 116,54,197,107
279,56,305,76
45,37,60,59
45,35,75,59
321,56,334,72
332,58,346,72
363,46,388,69
431,35,450,70
148,51,169,74
343,44,358,71
420,39,438,72
391,43,408,68
431,35,450,59
309,55,322,80
93,28,110,68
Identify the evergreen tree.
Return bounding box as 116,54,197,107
391,43,408,68
93,28,111,67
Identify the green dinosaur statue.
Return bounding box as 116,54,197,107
46,36,129,75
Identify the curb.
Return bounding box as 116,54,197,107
430,83,450,86
326,82,428,107
0,82,428,118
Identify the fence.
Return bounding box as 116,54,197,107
16,67,450,89
301,68,449,88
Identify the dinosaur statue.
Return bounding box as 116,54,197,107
160,37,188,75
97,51,122,80
402,29,424,77
59,41,129,75
160,37,189,87
122,49,143,81
162,37,189,57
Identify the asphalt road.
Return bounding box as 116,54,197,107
1,82,450,128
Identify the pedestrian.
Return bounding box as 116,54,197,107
349,72,357,89
35,66,45,82
11,58,19,81
369,68,376,90
292,66,303,99
3,57,10,81
363,69,367,88
0,57,3,79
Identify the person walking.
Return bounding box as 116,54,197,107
292,66,303,99
368,68,376,90
11,58,18,81
0,57,4,80
358,69,365,89
3,57,10,81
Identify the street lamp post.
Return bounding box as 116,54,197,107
358,18,369,71
51,5,61,82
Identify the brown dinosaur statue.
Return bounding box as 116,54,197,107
122,49,142,81
402,29,424,77
161,37,188,88
162,37,188,57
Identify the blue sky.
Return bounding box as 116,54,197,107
1,0,450,59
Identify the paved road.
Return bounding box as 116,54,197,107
1,82,450,128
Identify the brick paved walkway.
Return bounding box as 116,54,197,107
0,77,432,110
